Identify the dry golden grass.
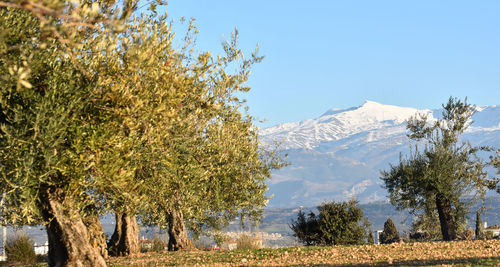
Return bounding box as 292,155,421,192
107,239,500,266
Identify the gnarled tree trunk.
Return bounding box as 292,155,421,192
39,189,106,267
107,211,139,256
83,214,108,258
435,193,457,241
167,209,195,251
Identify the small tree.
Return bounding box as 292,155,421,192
381,97,489,241
290,210,319,246
379,218,400,244
475,210,484,239
367,230,374,244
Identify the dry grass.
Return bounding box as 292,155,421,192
107,239,500,266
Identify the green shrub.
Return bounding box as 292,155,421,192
213,232,229,248
236,234,260,250
484,231,494,240
289,210,320,246
290,199,370,246
409,212,442,241
380,218,400,244
367,230,374,244
5,233,37,265
140,236,167,252
151,236,166,252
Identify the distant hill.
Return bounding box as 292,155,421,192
261,100,500,207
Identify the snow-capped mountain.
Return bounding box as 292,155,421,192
262,101,500,207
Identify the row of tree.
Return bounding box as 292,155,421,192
0,1,285,266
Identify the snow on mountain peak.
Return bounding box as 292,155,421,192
261,101,432,149
263,101,500,207
321,100,424,124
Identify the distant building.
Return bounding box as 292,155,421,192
34,242,48,255
225,240,237,251
485,225,500,238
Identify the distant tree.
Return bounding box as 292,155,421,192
491,151,500,194
379,218,400,244
367,230,374,244
290,210,320,246
290,200,370,246
381,97,490,241
475,210,484,239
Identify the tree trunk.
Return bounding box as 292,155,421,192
435,193,457,241
39,189,106,267
107,211,139,256
83,214,108,258
167,209,196,251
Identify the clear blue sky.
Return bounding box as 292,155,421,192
160,1,500,127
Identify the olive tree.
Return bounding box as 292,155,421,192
0,8,109,266
136,29,286,250
0,0,155,263
381,97,488,241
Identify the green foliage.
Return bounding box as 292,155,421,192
290,200,370,246
1,0,285,259
140,236,166,253
151,237,167,252
381,97,489,240
410,211,442,241
0,7,100,223
475,211,484,239
367,230,374,244
213,232,229,248
484,230,495,240
5,233,37,265
380,218,400,244
289,210,319,246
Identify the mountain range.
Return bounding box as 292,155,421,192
261,101,500,207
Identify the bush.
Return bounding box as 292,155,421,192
236,234,261,250
290,199,370,246
5,233,37,265
151,236,166,252
485,231,494,240
140,236,166,253
289,210,320,246
213,232,229,248
409,212,442,241
367,230,374,244
380,218,400,244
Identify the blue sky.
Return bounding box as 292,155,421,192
160,1,500,127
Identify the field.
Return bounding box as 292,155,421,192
108,239,500,266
